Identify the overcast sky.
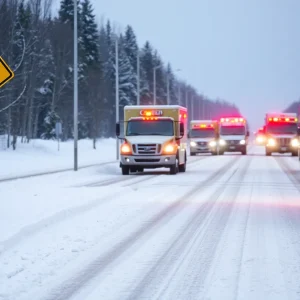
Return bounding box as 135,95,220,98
53,0,300,129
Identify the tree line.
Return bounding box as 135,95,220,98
0,0,241,149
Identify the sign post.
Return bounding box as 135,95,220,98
55,122,62,151
0,57,14,88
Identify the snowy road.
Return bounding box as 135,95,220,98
1,146,300,300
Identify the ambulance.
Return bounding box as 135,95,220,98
218,117,249,155
255,126,266,145
116,105,188,175
264,112,300,156
188,120,219,155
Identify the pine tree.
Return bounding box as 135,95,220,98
80,0,99,69
59,0,80,27
118,35,135,106
140,41,154,104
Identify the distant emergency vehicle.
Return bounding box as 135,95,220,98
188,120,219,155
116,105,188,175
255,126,266,145
218,117,249,155
264,112,300,156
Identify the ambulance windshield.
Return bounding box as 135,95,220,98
220,125,245,135
127,119,174,136
266,123,297,134
189,128,215,138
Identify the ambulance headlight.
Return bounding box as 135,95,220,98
239,139,246,145
291,139,299,147
219,139,226,146
190,141,197,147
209,140,217,147
268,138,276,146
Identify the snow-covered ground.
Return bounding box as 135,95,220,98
1,143,300,300
0,137,117,179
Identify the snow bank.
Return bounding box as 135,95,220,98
0,137,117,178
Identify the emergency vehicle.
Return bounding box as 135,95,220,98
218,117,249,155
116,105,188,175
188,120,219,155
255,126,266,145
264,112,300,156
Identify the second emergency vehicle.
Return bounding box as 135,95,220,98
188,120,219,155
264,112,300,156
116,105,188,175
218,117,249,155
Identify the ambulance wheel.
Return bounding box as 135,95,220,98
212,151,217,155
241,149,247,155
266,150,271,156
178,153,186,172
292,151,297,156
121,165,130,175
170,159,178,175
219,151,224,155
190,152,196,156
137,167,144,172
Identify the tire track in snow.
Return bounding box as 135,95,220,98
75,155,212,187
274,156,300,192
125,156,253,300
40,156,242,300
0,160,116,183
0,156,213,256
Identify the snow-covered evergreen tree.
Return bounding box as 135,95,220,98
80,0,99,69
59,0,80,27
123,25,138,104
118,34,135,106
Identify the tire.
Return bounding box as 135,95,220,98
266,150,271,156
178,152,186,172
137,167,144,172
212,151,217,155
170,158,178,175
241,149,247,155
219,151,224,155
292,151,297,156
121,165,130,175
190,152,196,156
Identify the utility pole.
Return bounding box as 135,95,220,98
191,95,194,120
185,87,188,108
178,83,180,105
137,50,140,105
166,74,170,105
73,0,78,171
153,65,160,105
115,37,119,160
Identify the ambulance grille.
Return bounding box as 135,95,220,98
136,144,158,154
279,138,291,146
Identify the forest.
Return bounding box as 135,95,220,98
0,0,241,149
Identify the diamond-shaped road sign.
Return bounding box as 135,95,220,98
0,57,14,88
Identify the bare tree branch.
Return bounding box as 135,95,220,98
0,84,26,113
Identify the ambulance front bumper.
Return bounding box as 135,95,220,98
120,155,176,167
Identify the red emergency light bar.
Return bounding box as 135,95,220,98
179,113,187,119
140,110,163,116
193,124,213,128
220,117,244,123
142,117,158,120
268,117,297,122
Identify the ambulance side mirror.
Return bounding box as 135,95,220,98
180,122,184,137
116,123,120,137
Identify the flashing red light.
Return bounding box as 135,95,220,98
142,117,158,120
140,110,163,116
268,117,297,123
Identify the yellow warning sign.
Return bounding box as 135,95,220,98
0,57,14,88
